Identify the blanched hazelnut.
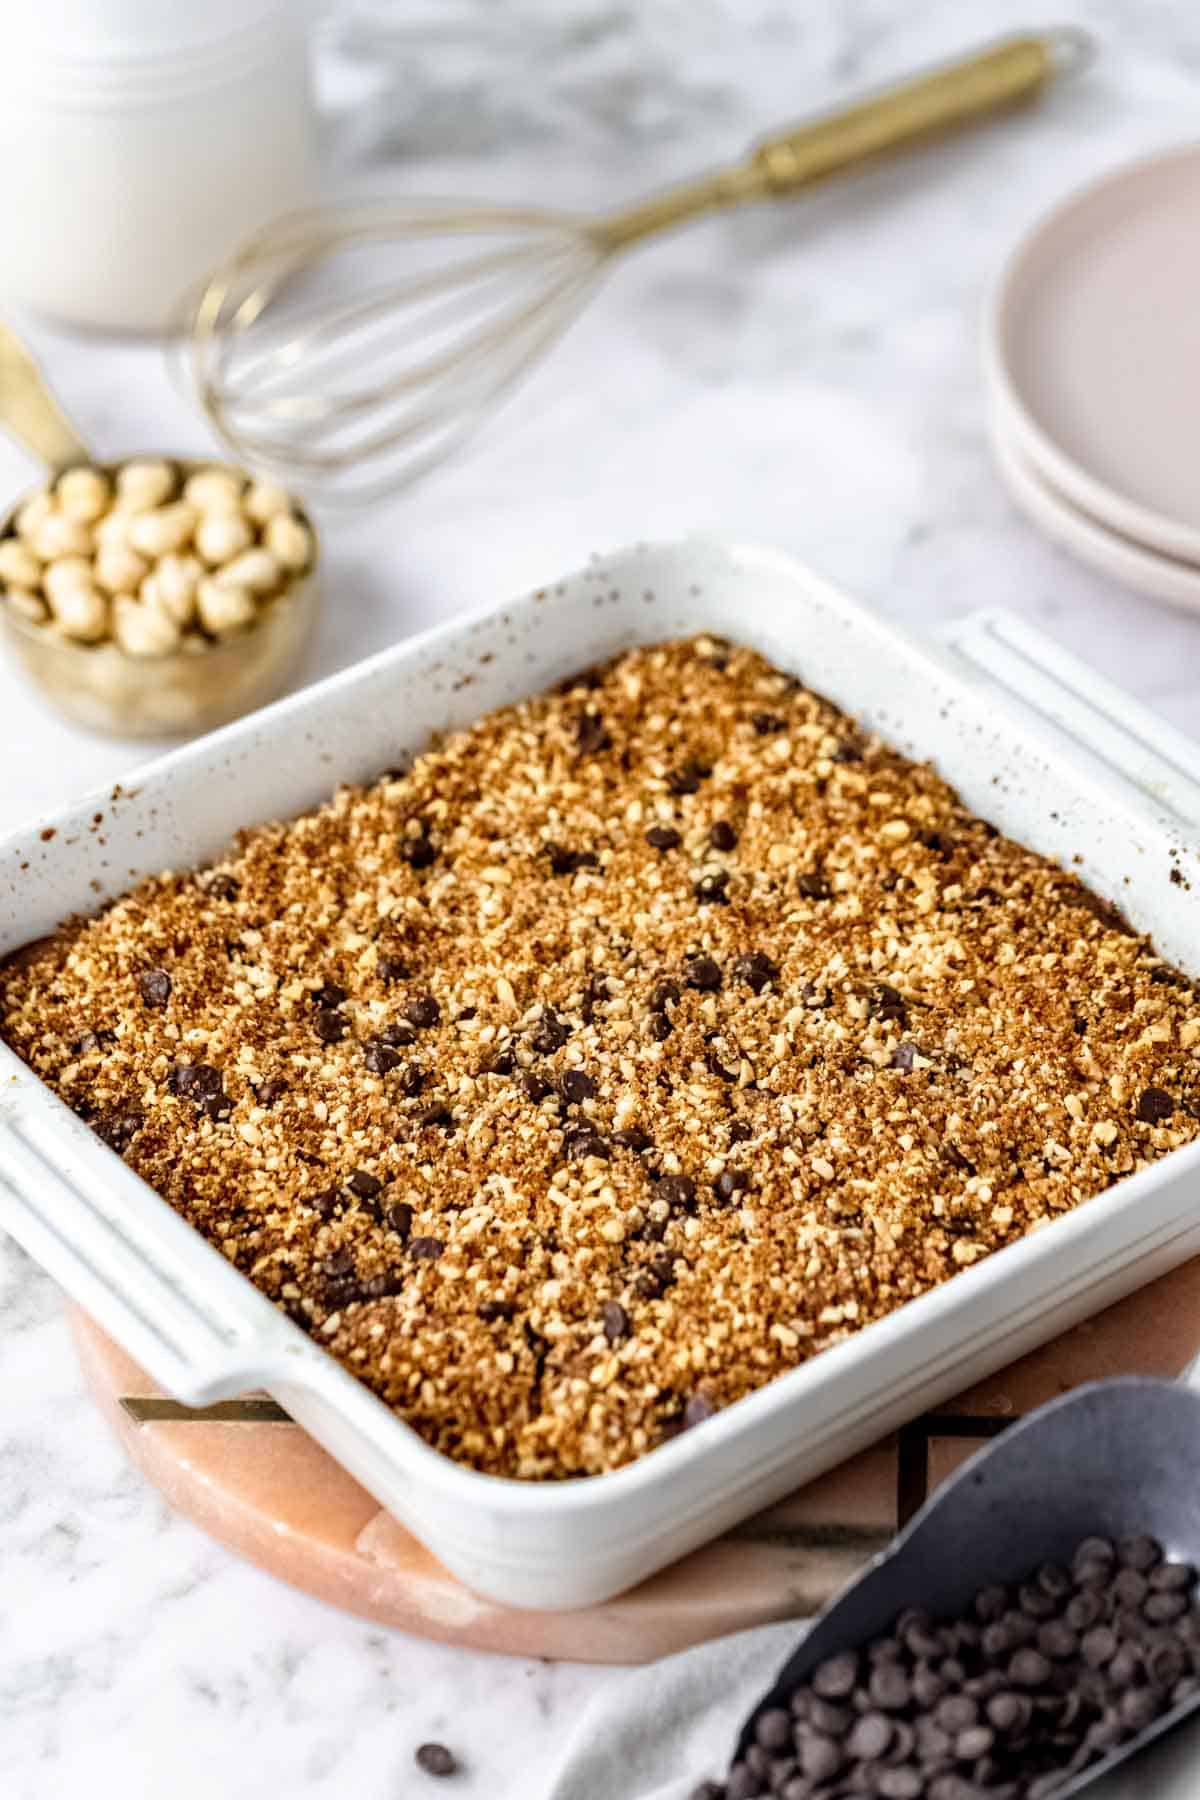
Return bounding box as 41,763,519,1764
115,459,176,512
94,508,137,551
244,478,291,524
195,508,253,567
30,511,93,561
264,513,311,573
50,582,109,643
5,587,48,624
113,595,181,657
149,553,202,627
183,467,244,512
197,576,256,636
14,488,53,541
44,556,95,607
214,548,280,595
0,538,43,589
57,466,111,523
128,502,197,558
93,542,149,597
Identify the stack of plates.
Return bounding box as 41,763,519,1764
985,143,1200,614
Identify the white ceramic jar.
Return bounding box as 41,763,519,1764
0,0,315,333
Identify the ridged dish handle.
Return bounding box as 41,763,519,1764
0,1083,296,1404
940,609,1200,829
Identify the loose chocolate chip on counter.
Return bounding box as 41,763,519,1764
311,982,347,1010
139,967,171,1008
414,1742,457,1777
657,1173,697,1212
362,1038,401,1075
602,1301,630,1342
313,1008,347,1044
713,1168,749,1203
646,825,682,851
797,871,831,900
410,1236,444,1261
731,950,778,994
387,1201,414,1240
405,993,441,1030
400,834,437,869
752,712,784,735
531,1007,568,1053
347,1169,382,1200
575,710,611,754
560,1069,596,1104
709,819,739,851
694,870,730,906
375,955,409,984
685,955,722,992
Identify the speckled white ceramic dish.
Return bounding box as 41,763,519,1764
2,538,1200,1610
986,142,1200,566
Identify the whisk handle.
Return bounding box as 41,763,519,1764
752,30,1091,194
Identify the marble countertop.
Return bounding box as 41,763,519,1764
4,2,1200,1795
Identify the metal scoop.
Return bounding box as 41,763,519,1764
734,1378,1200,1797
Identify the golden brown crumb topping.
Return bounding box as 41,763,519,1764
3,637,1199,1478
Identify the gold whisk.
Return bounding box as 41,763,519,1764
189,30,1092,502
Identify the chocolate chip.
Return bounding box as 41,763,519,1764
170,1061,223,1101
657,1173,696,1211
891,1041,919,1073
520,1071,551,1103
813,1655,859,1700
560,1069,596,1104
139,968,171,1008
694,870,729,905
487,1046,516,1076
709,820,738,851
869,983,908,1025
410,1236,444,1261
685,955,722,992
381,1021,418,1048
203,871,241,901
399,834,437,870
376,955,408,984
324,1247,355,1277
798,871,831,900
564,1125,608,1162
683,1393,715,1428
613,1127,651,1152
729,1120,753,1143
311,982,347,1009
666,760,711,796
363,1038,401,1075
832,739,864,763
575,710,610,754
252,1077,287,1107
314,1008,346,1044
801,980,831,1008
704,1043,738,1083
870,1665,911,1711
1145,1591,1188,1623
1149,1560,1195,1590
347,1169,382,1200
649,983,680,1019
1137,1085,1175,1125
945,1142,976,1175
478,1299,515,1322
645,825,681,851
310,1188,341,1219
96,1109,143,1153
752,712,784,735
414,1742,457,1777
1119,1534,1164,1569
406,994,441,1030
602,1300,630,1342
1009,1648,1052,1688
420,1105,455,1132
387,1201,413,1240
531,1008,568,1053
713,1168,749,1203
546,841,597,875
400,1065,425,1097
634,1256,676,1299
731,950,778,994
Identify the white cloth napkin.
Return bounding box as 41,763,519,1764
540,1622,1200,1800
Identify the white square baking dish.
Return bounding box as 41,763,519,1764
3,537,1200,1611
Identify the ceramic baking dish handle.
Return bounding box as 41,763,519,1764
0,1085,293,1405
941,609,1200,828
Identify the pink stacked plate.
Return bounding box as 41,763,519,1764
985,142,1200,613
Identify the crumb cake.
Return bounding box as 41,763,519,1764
3,637,1199,1480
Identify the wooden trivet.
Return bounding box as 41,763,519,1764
69,1260,1200,1665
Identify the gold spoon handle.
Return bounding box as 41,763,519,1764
0,324,91,473
598,30,1091,250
